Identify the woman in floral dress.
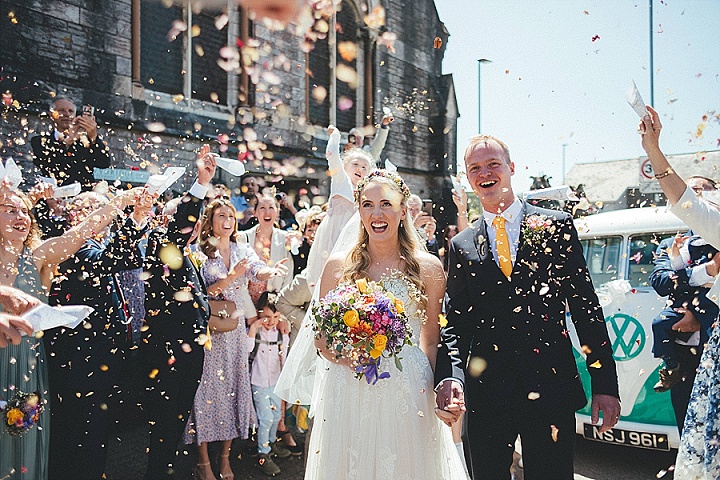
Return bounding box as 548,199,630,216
183,198,287,480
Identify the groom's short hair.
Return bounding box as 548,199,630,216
464,134,512,164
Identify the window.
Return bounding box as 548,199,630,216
140,0,239,107
308,0,364,131
628,233,672,288
580,236,622,287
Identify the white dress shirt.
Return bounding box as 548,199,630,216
482,197,523,268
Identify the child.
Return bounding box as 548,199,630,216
248,291,291,476
650,231,720,392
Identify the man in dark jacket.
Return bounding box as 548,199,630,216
30,97,111,190
141,146,216,479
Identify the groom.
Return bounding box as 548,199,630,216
435,135,620,480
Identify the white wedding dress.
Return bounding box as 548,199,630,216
303,272,467,480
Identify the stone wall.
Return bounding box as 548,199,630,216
0,0,457,210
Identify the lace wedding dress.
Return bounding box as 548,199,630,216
303,272,467,480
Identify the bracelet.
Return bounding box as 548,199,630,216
654,167,674,180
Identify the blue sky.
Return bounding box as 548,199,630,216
435,0,720,194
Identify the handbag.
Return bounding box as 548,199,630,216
208,299,239,333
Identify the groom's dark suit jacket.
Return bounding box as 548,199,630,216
436,202,619,415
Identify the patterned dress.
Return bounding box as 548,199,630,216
0,248,49,480
182,242,264,444
674,320,720,479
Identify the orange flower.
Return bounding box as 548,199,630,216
369,348,382,359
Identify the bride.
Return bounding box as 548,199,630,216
306,170,467,479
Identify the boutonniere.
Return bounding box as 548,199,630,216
521,214,554,249
185,248,208,270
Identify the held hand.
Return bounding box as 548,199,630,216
639,105,662,154
591,393,621,434
196,145,217,186
277,317,290,335
435,380,465,426
0,286,42,315
327,125,338,136
0,314,34,348
671,308,702,334
381,114,394,126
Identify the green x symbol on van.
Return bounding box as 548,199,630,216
607,313,644,361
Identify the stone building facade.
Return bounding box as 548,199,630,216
0,0,458,224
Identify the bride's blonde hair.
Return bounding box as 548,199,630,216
341,171,426,308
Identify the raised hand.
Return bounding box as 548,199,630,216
639,105,662,154
196,145,217,186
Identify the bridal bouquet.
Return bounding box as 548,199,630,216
312,278,413,385
0,391,44,436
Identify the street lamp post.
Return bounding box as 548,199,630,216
478,58,492,134
562,143,568,183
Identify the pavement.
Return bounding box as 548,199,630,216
103,405,306,480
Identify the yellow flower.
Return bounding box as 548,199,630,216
356,278,370,294
373,334,388,351
343,310,359,328
6,408,23,425
394,299,405,314
369,348,382,359
438,313,448,328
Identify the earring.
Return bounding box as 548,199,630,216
400,221,404,229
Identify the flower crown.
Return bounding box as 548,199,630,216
354,170,412,203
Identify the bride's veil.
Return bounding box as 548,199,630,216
274,211,361,407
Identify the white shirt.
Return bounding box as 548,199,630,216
247,327,289,388
482,197,523,268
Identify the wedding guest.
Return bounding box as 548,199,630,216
638,106,720,479
45,188,154,480
291,206,325,276
140,146,215,480
241,194,295,308
248,291,291,476
30,97,111,190
182,198,287,480
0,185,137,480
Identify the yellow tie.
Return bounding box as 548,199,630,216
492,216,513,278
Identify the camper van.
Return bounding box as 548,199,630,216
568,206,690,451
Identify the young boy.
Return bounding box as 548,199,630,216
248,291,291,476
650,230,720,392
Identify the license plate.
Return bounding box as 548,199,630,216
582,423,670,451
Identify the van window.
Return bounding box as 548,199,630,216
580,236,622,287
628,234,670,288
